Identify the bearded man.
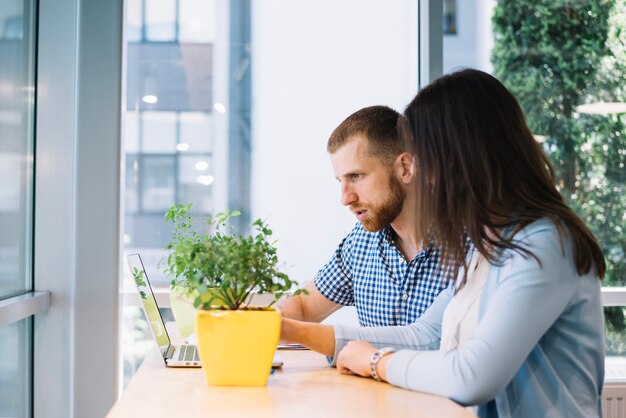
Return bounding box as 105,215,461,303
278,106,451,327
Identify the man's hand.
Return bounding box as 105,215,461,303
337,340,384,379
279,317,300,345
278,317,336,357
276,281,341,322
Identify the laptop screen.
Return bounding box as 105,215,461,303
127,253,171,354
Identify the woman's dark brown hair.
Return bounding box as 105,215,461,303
402,69,605,282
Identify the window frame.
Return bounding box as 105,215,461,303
33,0,124,417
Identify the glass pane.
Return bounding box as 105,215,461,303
606,306,626,357
125,155,139,214
140,155,175,212
0,318,32,417
178,154,213,213
126,0,142,42
443,1,626,363
145,0,176,41
443,1,625,286
123,0,221,387
179,111,212,153
443,0,457,35
0,0,35,298
121,305,174,388
179,0,216,43
126,43,213,112
125,112,140,153
141,111,176,153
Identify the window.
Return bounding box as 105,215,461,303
124,0,229,283
120,0,421,386
443,0,457,35
0,0,37,416
443,0,626,370
122,0,247,386
0,319,32,417
0,0,35,298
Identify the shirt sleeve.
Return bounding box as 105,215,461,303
314,229,357,306
384,223,580,406
331,282,455,363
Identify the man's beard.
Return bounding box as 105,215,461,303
354,176,405,232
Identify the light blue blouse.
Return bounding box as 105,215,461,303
333,219,605,417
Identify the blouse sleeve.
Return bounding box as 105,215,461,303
384,223,580,405
331,282,455,362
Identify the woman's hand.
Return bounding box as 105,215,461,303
336,340,379,377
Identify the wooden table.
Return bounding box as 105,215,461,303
107,346,476,418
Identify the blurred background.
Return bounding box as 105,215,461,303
0,1,624,414
117,0,626,387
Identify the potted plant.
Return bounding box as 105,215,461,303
164,205,243,336
164,204,304,386
163,204,218,337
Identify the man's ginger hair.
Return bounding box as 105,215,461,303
327,105,404,163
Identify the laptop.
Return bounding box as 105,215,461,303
127,253,283,368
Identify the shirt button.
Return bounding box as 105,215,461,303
401,293,408,301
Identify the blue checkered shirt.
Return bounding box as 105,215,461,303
314,223,450,326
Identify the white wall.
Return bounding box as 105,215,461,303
251,0,418,323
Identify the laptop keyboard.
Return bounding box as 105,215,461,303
177,345,200,362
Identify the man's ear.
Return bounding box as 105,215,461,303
394,152,415,184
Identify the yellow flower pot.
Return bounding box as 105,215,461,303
195,308,281,386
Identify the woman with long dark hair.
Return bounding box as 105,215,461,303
281,69,606,417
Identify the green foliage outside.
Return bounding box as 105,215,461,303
492,0,626,349
164,204,305,310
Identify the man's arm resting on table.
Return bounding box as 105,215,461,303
277,281,342,322
281,317,335,357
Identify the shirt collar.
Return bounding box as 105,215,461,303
379,226,435,260
380,226,395,245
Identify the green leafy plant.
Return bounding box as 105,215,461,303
164,204,305,310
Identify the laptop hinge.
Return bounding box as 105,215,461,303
165,344,176,360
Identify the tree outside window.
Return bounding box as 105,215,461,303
492,0,626,353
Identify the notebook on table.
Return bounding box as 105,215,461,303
127,253,283,368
